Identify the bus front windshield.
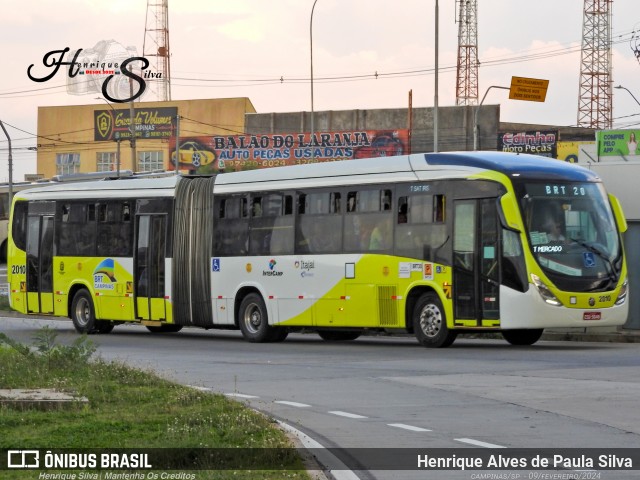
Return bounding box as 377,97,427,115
520,182,622,292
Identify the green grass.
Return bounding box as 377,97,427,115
0,328,313,479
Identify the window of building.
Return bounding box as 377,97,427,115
137,151,163,172
56,153,80,175
97,152,117,172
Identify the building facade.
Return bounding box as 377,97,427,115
36,97,256,178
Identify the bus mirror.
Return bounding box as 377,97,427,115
608,193,628,233
498,193,522,233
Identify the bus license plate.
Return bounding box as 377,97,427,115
583,312,601,321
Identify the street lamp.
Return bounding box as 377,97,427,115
434,0,439,152
614,85,640,108
95,97,121,177
473,85,510,150
310,0,319,159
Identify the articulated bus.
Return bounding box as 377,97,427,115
7,152,629,347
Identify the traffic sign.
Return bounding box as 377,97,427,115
509,76,549,102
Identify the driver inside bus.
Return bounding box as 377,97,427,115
542,206,566,242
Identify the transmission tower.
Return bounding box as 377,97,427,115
455,0,479,106
577,0,613,129
143,0,171,101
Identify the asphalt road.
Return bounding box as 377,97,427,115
2,315,640,479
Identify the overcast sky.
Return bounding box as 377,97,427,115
1,0,639,181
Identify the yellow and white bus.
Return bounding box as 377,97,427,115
7,151,629,347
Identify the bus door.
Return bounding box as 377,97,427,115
452,198,500,326
26,212,55,314
135,214,167,321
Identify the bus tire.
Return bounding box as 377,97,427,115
318,330,362,341
502,329,543,346
71,289,99,334
146,324,183,333
238,293,274,343
413,292,457,348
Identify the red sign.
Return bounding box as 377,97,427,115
169,129,409,173
583,312,602,321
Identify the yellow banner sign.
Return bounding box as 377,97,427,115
509,76,549,102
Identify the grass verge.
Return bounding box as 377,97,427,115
0,328,313,479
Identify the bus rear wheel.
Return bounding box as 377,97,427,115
71,289,100,334
413,292,457,348
238,293,279,343
502,329,543,346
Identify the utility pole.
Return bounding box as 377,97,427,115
129,79,137,170
0,120,12,205
174,114,180,175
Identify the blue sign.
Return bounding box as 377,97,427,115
212,258,221,272
583,252,596,268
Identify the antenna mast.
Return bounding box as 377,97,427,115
577,0,613,128
455,0,479,106
143,0,171,101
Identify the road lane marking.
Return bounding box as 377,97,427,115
275,400,311,408
329,410,368,419
277,420,361,480
455,438,506,448
224,393,259,399
387,423,432,432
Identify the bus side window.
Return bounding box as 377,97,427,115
214,195,249,256
344,188,392,252
296,191,342,254
434,194,445,222
11,201,28,252
330,192,341,213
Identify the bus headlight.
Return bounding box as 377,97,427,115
531,273,562,306
615,278,628,306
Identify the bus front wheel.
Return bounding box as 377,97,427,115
413,292,457,348
238,293,277,343
502,329,543,346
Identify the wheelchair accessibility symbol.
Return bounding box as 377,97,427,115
583,252,596,268
212,258,221,272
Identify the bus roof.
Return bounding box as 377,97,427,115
13,151,600,201
418,151,599,181
215,151,600,189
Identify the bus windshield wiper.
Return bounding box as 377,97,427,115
570,238,619,286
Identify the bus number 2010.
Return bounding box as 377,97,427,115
11,265,26,275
